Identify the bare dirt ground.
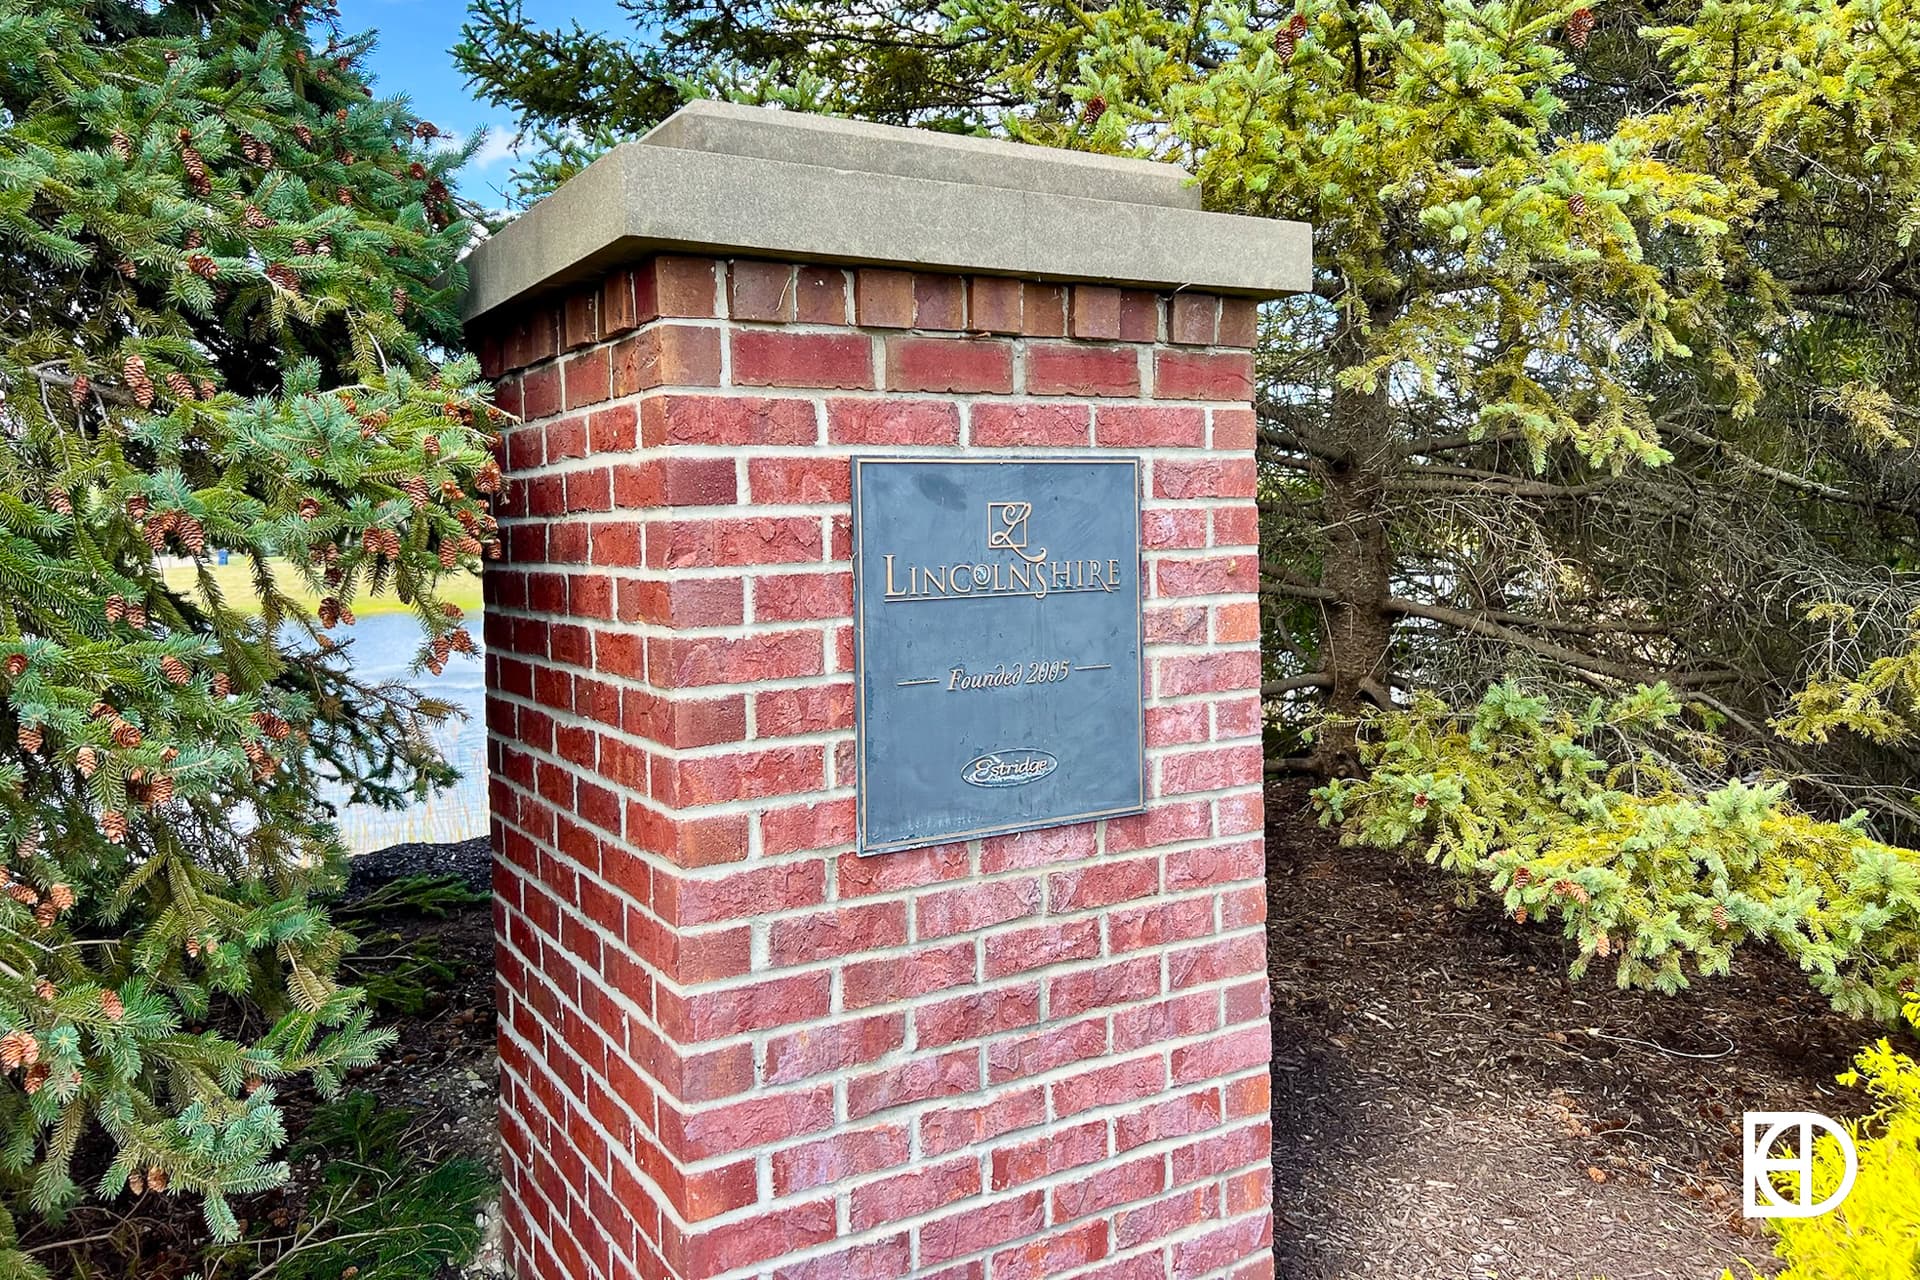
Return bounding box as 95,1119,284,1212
1264,780,1868,1280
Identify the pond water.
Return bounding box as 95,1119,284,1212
315,611,490,854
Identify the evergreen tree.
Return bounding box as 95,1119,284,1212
0,0,496,1253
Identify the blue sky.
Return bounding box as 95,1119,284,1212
340,0,637,205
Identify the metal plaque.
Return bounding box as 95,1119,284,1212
852,456,1146,855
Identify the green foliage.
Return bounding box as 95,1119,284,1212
0,0,497,1243
195,1092,489,1280
1735,1000,1920,1279
1317,682,1920,1022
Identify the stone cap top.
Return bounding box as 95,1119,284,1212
460,102,1312,324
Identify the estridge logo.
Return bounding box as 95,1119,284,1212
961,749,1059,788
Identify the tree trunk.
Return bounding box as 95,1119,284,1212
1309,310,1395,776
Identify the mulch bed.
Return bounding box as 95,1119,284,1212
1264,779,1868,1280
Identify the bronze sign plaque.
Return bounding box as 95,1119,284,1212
851,456,1146,855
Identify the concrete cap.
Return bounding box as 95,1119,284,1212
460,102,1311,323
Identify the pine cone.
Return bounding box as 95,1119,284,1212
117,259,137,279
101,810,128,844
164,369,196,401
402,475,430,507
104,594,126,622
1080,96,1106,128
111,719,143,749
76,746,100,777
22,1062,49,1093
47,883,73,912
125,603,147,630
1595,931,1612,957
127,1171,146,1195
1276,28,1296,59
124,355,154,408
148,774,174,807
34,979,54,1002
409,161,427,180
99,990,124,1020
212,671,232,697
187,254,218,280
6,884,36,906
0,1030,38,1070
33,901,55,929
110,129,131,161
438,542,457,569
175,515,205,553
265,263,302,293
68,376,88,407
423,436,442,460
449,629,475,655
180,144,210,195
1568,6,1595,49
253,710,291,741
1711,902,1730,929
1290,11,1308,37
146,1166,168,1192
16,725,42,754
1568,192,1588,217
338,187,353,207
391,285,408,316
160,655,191,685
415,121,440,141
244,203,272,229
17,830,41,858
4,653,27,679
197,378,216,399
294,123,314,147
298,496,322,520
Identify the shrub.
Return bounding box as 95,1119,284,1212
1316,681,1920,1022
0,0,497,1253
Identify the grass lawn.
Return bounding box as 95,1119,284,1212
160,557,483,617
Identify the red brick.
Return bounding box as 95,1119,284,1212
969,277,1023,333
1119,289,1160,342
674,1198,838,1278
829,398,961,445
771,1124,908,1195
1212,406,1258,450
1147,702,1208,747
1213,506,1261,550
914,273,966,329
733,330,874,389
1021,283,1067,336
1114,1186,1213,1251
837,841,969,896
1166,839,1264,891
991,1218,1112,1280
842,940,975,1010
648,515,822,568
769,901,908,965
771,1238,915,1280
917,1086,1046,1159
1070,285,1122,339
795,266,848,324
764,1013,905,1084
886,336,1014,394
990,1118,1106,1190
653,1082,835,1163
600,268,645,335
756,682,856,738
1172,1026,1270,1085
983,919,1100,979
985,1018,1107,1085
563,346,610,408
979,823,1098,873
753,570,852,622
1160,743,1263,795
846,1047,979,1119
1049,857,1159,912
1170,932,1266,990
1218,297,1259,347
620,576,743,627
1097,404,1205,448
521,363,561,419
662,744,826,807
1109,899,1215,959
1026,343,1140,397
655,859,825,926
762,796,856,856
656,971,832,1042
917,877,1040,937
1157,650,1260,697
1170,293,1220,345
587,403,637,452
1154,457,1257,500
1177,1203,1274,1274
848,1156,980,1232
729,260,795,322
612,324,722,393
649,255,719,317
1048,955,1161,1020
855,268,915,327
971,402,1090,447
1051,1153,1167,1219
643,393,815,447
918,1191,1046,1267
1155,348,1253,401
748,456,851,504
915,984,1041,1049
650,630,822,687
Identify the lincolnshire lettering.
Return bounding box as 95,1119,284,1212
883,554,1124,601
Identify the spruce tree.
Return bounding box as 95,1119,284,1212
0,0,496,1253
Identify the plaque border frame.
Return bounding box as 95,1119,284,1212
850,454,1148,856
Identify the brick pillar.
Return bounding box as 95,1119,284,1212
465,101,1307,1280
